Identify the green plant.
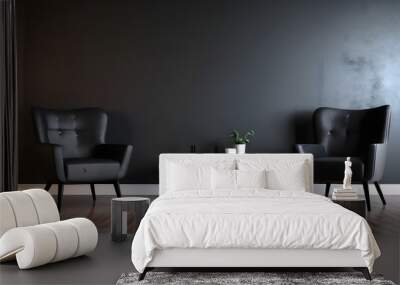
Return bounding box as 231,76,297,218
230,129,256,144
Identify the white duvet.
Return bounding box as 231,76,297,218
131,190,380,273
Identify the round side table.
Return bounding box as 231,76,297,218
111,197,150,242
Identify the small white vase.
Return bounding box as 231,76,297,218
236,144,246,154
225,148,237,154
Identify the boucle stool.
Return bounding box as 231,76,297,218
0,189,98,269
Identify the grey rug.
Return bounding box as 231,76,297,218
116,272,396,285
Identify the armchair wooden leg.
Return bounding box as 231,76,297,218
90,184,96,201
362,182,371,211
374,182,386,205
57,183,64,210
44,183,52,191
325,183,331,197
113,181,122,197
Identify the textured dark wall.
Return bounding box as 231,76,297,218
18,0,400,183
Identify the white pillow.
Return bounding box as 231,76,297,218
266,163,307,191
237,159,307,191
237,169,268,189
167,163,212,191
212,169,237,190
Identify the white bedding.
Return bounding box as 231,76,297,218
131,190,380,273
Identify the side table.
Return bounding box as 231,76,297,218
111,197,150,241
332,198,366,218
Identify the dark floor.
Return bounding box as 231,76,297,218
1,195,399,285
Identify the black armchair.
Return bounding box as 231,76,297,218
33,108,133,209
295,105,391,211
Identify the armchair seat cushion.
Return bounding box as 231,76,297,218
64,158,120,182
314,157,364,183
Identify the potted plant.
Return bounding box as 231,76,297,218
229,129,255,154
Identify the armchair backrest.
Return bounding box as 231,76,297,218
33,108,107,158
313,105,390,156
0,189,60,238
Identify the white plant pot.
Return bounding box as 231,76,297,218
236,144,246,154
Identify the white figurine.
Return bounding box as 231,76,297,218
343,157,352,190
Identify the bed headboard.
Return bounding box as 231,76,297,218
159,154,313,195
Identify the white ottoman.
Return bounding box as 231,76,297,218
0,189,98,269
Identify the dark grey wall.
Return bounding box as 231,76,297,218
18,0,400,183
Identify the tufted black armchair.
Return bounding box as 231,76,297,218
295,105,390,211
33,108,133,209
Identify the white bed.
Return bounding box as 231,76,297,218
131,154,380,280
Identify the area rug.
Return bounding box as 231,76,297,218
116,272,396,285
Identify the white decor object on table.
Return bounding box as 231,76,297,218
332,189,358,200
343,157,353,190
0,189,98,269
333,157,358,200
225,148,236,154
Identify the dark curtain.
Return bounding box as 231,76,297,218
0,0,18,192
